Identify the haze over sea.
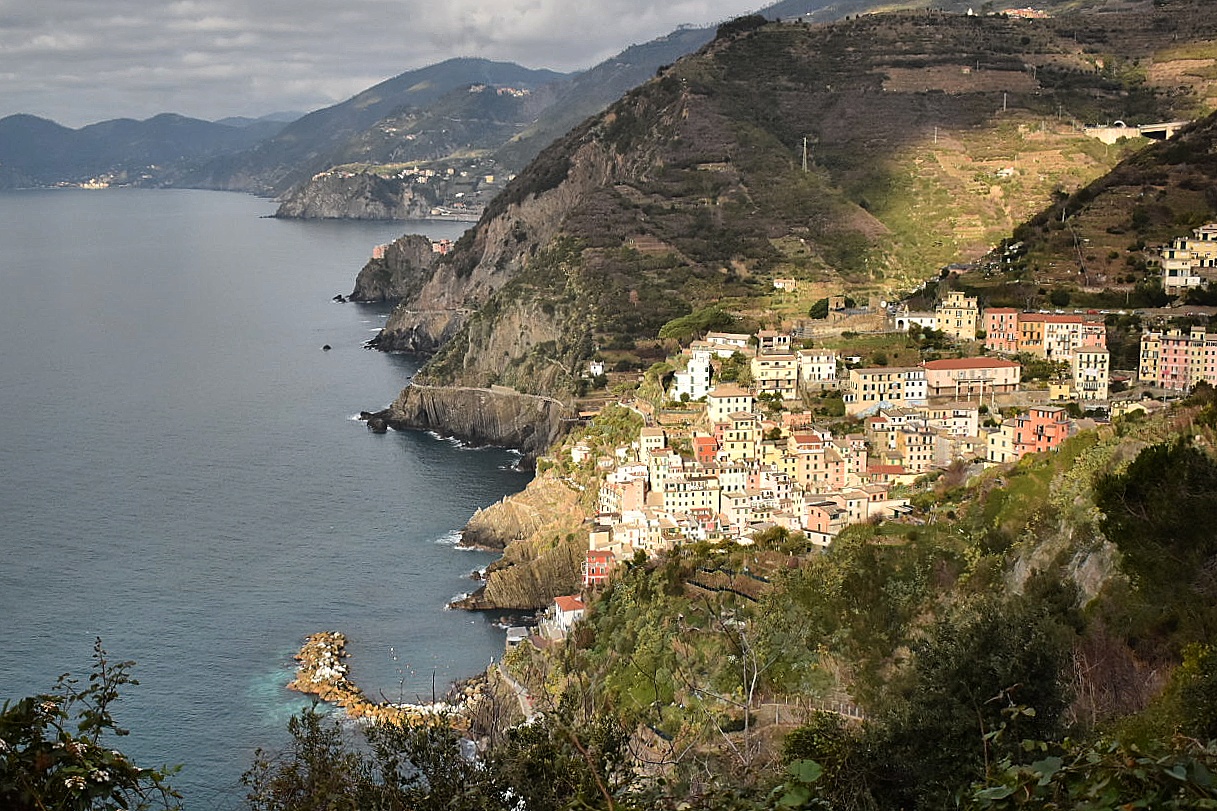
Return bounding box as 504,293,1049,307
0,189,528,809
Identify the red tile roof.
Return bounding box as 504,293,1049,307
923,357,1021,370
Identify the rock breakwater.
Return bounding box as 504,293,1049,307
288,631,480,729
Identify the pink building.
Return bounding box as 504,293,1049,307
983,308,1021,354
922,357,1022,398
583,550,616,588
691,434,718,464
1013,406,1072,457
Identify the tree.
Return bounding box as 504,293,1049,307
1094,438,1217,592
0,639,181,811
1048,288,1071,308
864,598,1070,809
244,703,633,811
970,736,1217,810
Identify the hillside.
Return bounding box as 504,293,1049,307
958,109,1217,312
0,113,287,189
271,0,1114,221
367,1,1217,435
171,58,570,195
482,393,1217,809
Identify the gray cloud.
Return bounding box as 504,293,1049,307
0,0,761,127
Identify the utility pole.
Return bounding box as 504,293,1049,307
1002,91,1007,112
802,136,808,172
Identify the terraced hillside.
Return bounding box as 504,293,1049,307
369,2,1216,409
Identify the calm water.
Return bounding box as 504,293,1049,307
0,189,528,809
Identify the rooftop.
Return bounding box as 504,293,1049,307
923,357,1021,370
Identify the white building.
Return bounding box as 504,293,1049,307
797,348,838,391
670,349,713,401
1159,223,1217,291
706,384,755,426
1072,348,1110,401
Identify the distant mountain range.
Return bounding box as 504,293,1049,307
0,0,1166,202
0,0,933,195
0,112,289,189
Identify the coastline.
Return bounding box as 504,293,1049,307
288,632,485,729
373,383,570,463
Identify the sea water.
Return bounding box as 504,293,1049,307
0,188,528,809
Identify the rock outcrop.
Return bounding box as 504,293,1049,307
379,384,570,460
275,172,438,220
454,470,590,610
454,534,586,611
462,473,586,550
288,631,479,729
350,234,442,303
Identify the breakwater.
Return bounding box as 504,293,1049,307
288,632,483,729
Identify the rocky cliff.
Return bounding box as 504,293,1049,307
275,172,438,220
372,133,616,363
456,473,590,610
462,473,587,550
382,384,570,459
456,535,586,611
350,234,441,303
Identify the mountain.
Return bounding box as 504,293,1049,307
271,1,988,220
359,1,1217,444
272,28,723,220
490,26,719,171
174,58,571,196
273,82,566,219
213,112,304,128
0,113,289,189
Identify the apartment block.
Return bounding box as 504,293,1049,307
843,367,928,415
935,290,979,340
1139,327,1217,389
922,357,1021,398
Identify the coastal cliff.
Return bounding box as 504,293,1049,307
458,473,590,610
458,535,586,611
371,134,615,363
275,172,439,220
350,234,441,303
382,384,570,460
462,473,586,550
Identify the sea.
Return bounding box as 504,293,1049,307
0,188,530,809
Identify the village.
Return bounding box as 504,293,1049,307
518,222,1217,638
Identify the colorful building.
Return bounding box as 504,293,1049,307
922,357,1021,399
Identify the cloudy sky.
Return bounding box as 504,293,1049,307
0,0,766,128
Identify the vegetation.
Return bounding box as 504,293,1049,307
0,640,180,811
222,399,1217,810
658,305,739,342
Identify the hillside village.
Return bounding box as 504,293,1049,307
552,224,1217,598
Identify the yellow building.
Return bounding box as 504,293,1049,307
935,291,979,340
750,352,799,400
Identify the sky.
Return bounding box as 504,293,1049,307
0,0,767,128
